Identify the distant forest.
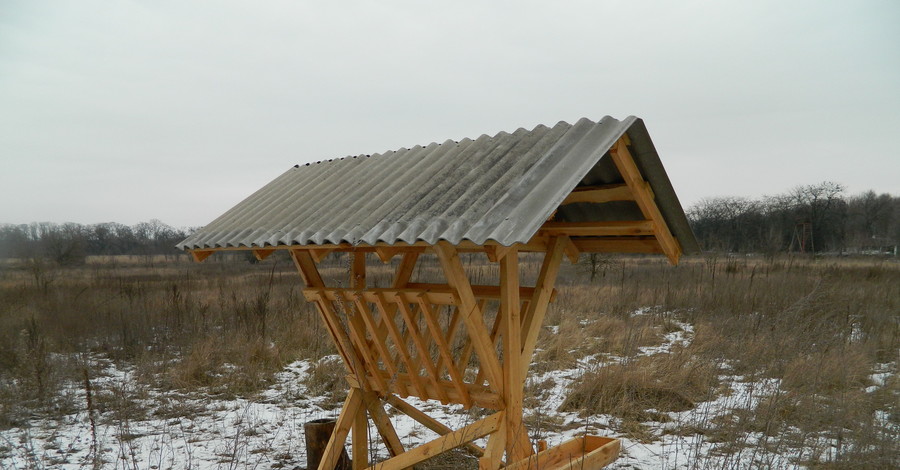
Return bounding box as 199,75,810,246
688,182,898,255
0,182,897,264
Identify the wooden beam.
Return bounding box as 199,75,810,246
394,298,450,404
352,405,368,470
520,237,566,378
417,299,473,408
345,372,504,410
392,252,419,287
370,412,503,470
291,250,360,379
405,283,547,302
353,296,408,396
561,236,580,264
311,248,336,263
609,138,682,264
318,388,363,470
539,220,655,237
340,295,389,392
375,247,407,263
304,288,457,306
352,252,366,288
434,242,504,394
252,249,275,261
481,431,506,470
384,395,484,457
370,294,425,398
561,184,633,205
572,237,663,254
190,250,214,262
362,391,406,459
500,248,531,463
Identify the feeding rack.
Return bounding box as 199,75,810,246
179,116,699,470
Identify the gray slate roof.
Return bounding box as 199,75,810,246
178,116,699,253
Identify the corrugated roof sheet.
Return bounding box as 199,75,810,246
178,116,699,253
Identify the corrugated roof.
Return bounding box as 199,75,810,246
178,116,699,253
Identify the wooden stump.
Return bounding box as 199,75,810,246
305,418,352,470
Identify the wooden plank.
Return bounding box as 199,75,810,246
345,373,503,410
340,294,389,392
190,250,214,262
370,412,503,470
352,406,368,470
503,436,619,470
539,221,655,237
353,296,409,397
500,248,531,463
372,293,428,398
252,249,275,261
311,248,336,263
609,138,682,264
304,288,457,306
318,388,363,470
362,391,406,459
480,431,506,470
394,298,450,403
417,299,473,408
392,252,419,287
454,298,488,380
561,184,633,205
519,237,566,378
562,237,580,264
434,242,504,394
406,283,541,301
352,252,366,288
435,306,462,376
385,395,484,457
375,247,407,263
474,305,503,386
291,250,359,378
572,237,663,254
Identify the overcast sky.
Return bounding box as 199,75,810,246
2,0,898,228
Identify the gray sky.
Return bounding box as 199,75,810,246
2,0,898,228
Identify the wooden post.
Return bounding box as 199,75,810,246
500,248,532,463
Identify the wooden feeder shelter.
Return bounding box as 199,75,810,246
179,116,699,470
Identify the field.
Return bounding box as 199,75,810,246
0,252,897,469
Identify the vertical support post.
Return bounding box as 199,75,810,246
348,258,371,470
351,407,368,470
500,248,531,463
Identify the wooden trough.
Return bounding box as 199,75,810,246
179,117,699,469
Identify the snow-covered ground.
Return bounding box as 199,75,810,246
1,311,895,469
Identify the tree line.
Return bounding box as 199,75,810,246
687,182,899,254
0,220,194,265
1,182,897,264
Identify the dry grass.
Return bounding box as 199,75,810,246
0,252,897,468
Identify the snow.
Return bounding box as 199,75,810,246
1,309,895,469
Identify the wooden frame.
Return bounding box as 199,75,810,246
187,136,690,470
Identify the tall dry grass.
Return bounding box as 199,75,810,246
0,252,897,468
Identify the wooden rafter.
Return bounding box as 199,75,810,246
539,220,655,237
609,138,682,264
561,183,634,205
